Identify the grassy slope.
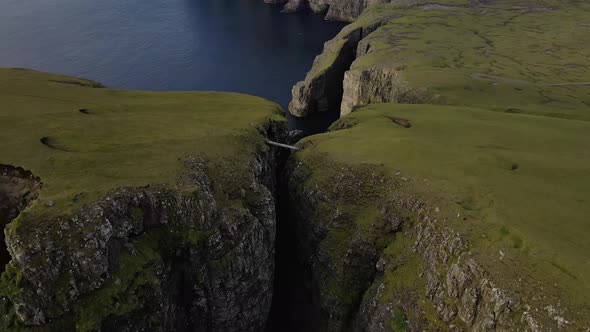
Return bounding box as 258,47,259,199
295,0,590,326
353,0,590,120
306,104,590,303
0,68,283,217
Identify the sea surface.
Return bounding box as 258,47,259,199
0,0,345,134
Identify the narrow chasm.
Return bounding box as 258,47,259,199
266,154,321,332
266,28,375,330
0,165,41,272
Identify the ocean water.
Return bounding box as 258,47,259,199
0,0,345,133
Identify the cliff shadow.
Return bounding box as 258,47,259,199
265,158,324,332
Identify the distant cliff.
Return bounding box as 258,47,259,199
266,0,389,21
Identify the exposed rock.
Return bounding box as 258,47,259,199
1,131,287,331
0,165,42,274
282,150,583,331
289,27,362,117
416,217,519,330
341,66,427,116
356,282,394,332
281,0,306,13
288,21,385,117
279,0,396,22
279,1,590,330
280,157,388,330
282,0,330,15
0,165,42,227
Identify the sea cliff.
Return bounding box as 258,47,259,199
0,68,288,330
282,0,590,330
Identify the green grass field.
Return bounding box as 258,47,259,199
0,68,283,218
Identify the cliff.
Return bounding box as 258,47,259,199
0,68,288,331
289,0,590,120
280,0,590,330
283,103,590,331
268,0,393,22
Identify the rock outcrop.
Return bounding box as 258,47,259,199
270,0,393,22
0,166,42,228
282,117,589,330
1,133,286,331
289,26,362,117
4,158,273,329
281,155,390,330
288,18,387,117
340,66,427,116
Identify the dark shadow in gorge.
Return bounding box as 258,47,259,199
0,165,42,272
265,158,322,332
265,29,362,330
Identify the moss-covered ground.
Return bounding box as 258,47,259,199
294,0,590,328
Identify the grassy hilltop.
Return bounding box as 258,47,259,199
0,68,283,215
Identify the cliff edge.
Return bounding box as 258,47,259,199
0,68,288,331
280,0,590,331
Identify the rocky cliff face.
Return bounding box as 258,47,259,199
289,0,590,120
340,66,427,116
268,0,392,22
288,19,387,117
286,2,436,119
289,26,362,118
1,132,286,331
280,156,389,330
281,156,515,331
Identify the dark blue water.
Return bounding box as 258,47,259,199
0,0,345,134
